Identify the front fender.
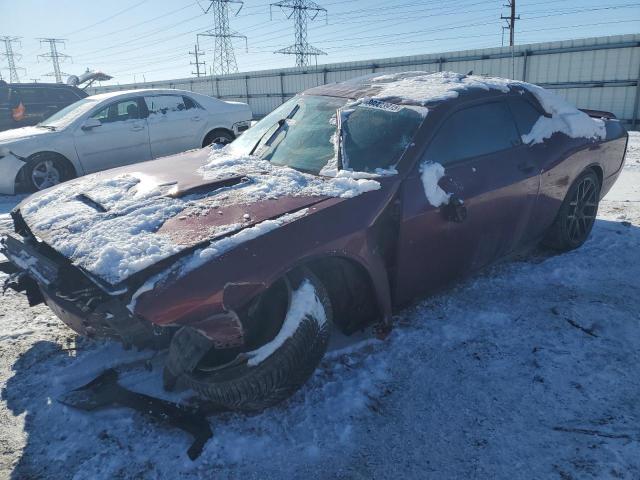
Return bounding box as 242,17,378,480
133,184,398,345
0,151,25,194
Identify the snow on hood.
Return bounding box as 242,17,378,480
0,126,53,146
18,148,380,287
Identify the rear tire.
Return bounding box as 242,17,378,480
542,169,600,252
202,129,234,147
169,268,332,411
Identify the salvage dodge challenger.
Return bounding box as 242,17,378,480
1,72,628,411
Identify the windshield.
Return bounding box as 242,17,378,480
39,97,100,129
227,95,425,175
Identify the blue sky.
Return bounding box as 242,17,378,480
1,0,638,85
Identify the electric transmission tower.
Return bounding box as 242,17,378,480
38,38,71,83
271,0,327,67
190,43,206,77
0,36,25,83
198,0,246,76
501,0,519,47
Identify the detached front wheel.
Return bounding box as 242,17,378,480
165,268,332,411
543,170,601,251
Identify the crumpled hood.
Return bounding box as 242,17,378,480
0,126,54,148
16,147,381,287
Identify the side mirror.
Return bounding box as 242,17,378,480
443,196,467,223
81,118,102,131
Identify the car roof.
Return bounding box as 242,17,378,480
303,71,523,109
8,82,81,89
87,88,200,102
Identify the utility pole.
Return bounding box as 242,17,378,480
189,43,206,77
271,0,327,67
198,0,247,76
501,1,519,47
0,36,25,83
38,38,71,83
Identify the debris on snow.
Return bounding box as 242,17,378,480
420,161,451,207
246,279,327,367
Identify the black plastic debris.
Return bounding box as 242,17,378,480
59,368,213,460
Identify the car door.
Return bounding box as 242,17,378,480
144,94,204,158
393,98,541,306
73,97,152,173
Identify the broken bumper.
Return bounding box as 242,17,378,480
1,233,169,348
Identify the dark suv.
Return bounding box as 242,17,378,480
0,81,88,132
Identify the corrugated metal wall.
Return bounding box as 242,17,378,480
91,34,640,129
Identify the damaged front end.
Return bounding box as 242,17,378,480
1,229,170,349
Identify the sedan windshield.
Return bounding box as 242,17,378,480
39,98,100,129
227,95,425,175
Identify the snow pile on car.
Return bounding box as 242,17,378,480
19,173,187,286
520,84,606,144
18,148,381,286
198,147,381,201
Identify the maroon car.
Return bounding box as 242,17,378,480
1,72,628,411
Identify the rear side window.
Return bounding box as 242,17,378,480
145,95,187,115
508,96,543,137
183,96,201,110
424,101,520,165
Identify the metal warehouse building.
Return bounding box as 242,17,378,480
92,33,640,129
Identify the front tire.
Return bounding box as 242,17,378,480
168,269,332,411
22,153,73,192
542,170,601,251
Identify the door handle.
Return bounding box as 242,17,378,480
191,116,202,121
131,124,145,131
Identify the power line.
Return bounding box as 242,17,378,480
270,0,327,67
0,36,25,83
189,43,206,76
37,38,71,83
198,0,247,75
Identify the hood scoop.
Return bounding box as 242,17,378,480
75,193,107,213
168,175,249,198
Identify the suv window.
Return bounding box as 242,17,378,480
145,95,187,115
91,99,140,123
508,96,543,137
425,101,520,165
12,87,46,103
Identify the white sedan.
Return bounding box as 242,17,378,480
0,88,252,194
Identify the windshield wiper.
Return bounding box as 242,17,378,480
37,124,56,131
249,104,300,156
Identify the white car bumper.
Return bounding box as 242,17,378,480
232,120,252,137
0,151,25,195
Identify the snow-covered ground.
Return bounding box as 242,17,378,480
1,133,639,479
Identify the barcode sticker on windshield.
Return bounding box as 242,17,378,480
360,99,402,112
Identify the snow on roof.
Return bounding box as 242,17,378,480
363,71,512,106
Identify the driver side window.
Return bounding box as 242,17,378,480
425,101,521,165
91,99,140,124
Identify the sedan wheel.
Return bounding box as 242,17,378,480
31,159,62,190
543,170,601,251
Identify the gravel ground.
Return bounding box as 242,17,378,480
0,133,639,479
